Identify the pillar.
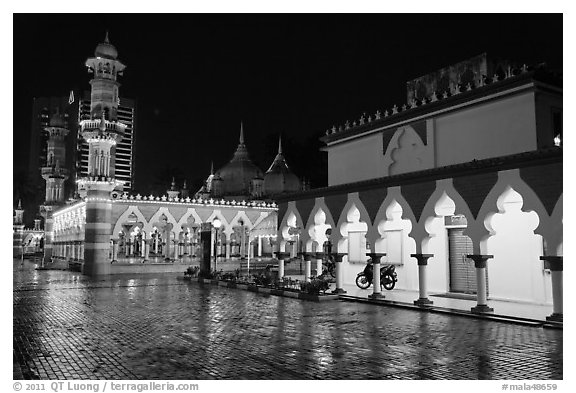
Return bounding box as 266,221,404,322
83,187,113,276
275,252,291,280
42,209,54,267
367,253,386,299
164,232,171,261
141,239,146,257
144,239,150,261
258,236,263,257
331,253,347,294
540,256,563,322
301,252,313,282
225,235,231,259
111,239,118,262
412,254,434,306
314,252,324,277
467,254,494,313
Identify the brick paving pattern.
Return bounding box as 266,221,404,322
13,259,562,380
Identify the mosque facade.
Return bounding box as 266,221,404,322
275,54,563,320
18,34,304,273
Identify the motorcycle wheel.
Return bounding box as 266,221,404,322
355,274,371,289
382,274,395,290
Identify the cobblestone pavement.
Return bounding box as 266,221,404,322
13,259,563,380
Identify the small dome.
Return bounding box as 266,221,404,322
217,160,264,196
49,112,66,128
94,32,118,60
263,136,301,195
215,123,264,196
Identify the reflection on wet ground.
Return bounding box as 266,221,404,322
13,259,562,380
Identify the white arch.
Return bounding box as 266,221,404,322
113,205,148,240
306,208,332,252
375,200,417,291
484,187,549,304
146,207,179,237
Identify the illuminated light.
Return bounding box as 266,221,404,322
554,135,562,147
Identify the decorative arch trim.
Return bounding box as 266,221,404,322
452,171,498,219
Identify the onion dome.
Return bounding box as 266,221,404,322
49,111,66,128
215,123,264,196
94,31,118,60
264,135,301,196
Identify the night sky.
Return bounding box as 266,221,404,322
13,14,562,196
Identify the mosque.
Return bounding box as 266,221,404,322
14,34,304,273
275,54,563,320
14,35,562,321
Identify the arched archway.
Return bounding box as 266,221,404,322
306,208,331,252
421,191,479,294
484,187,550,304
375,200,417,290
338,204,369,286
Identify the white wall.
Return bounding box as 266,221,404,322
435,93,537,166
325,91,539,186
327,133,385,186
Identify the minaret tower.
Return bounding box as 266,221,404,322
79,32,127,276
39,112,70,265
13,200,26,258
167,177,180,200
42,112,70,204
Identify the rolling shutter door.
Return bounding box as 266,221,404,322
449,228,476,294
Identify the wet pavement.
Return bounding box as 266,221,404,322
13,258,563,380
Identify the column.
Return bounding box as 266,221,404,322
467,254,494,313
42,210,54,267
164,231,171,261
411,254,434,306
225,234,231,259
331,253,347,294
367,253,386,299
80,242,84,261
111,239,118,262
314,252,324,277
144,239,150,261
258,236,263,257
141,239,146,257
275,252,290,280
540,256,563,322
301,252,313,282
83,187,114,276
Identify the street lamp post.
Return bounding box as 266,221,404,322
239,219,245,259
213,218,222,272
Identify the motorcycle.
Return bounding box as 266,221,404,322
355,260,397,290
